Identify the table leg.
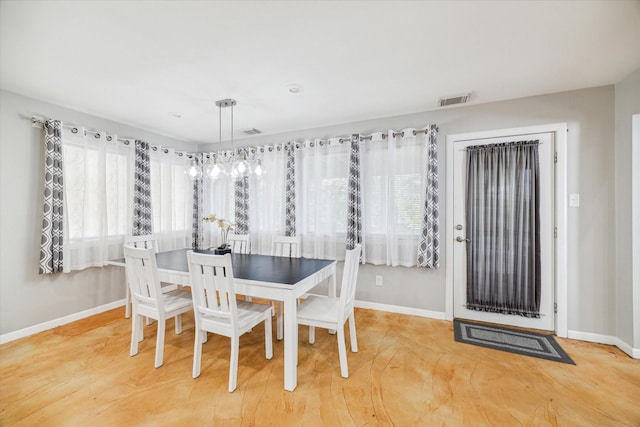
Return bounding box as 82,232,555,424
283,294,298,391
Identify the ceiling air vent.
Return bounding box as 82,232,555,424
243,128,262,135
438,93,471,107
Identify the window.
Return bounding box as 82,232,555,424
361,130,427,266
60,129,194,270
297,140,350,259
61,128,132,270
150,149,192,250
201,128,437,266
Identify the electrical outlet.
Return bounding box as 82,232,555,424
375,276,383,286
569,193,580,207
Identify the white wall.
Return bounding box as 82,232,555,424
1,86,620,342
0,90,196,335
201,85,617,336
614,68,640,350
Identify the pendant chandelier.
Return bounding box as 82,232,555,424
193,98,265,180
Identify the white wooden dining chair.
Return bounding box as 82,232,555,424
227,233,250,254
227,233,253,302
271,235,301,258
123,234,158,319
296,244,361,378
124,245,193,368
271,235,301,340
187,250,273,392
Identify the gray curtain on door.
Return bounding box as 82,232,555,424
466,140,541,318
133,140,152,236
39,119,65,274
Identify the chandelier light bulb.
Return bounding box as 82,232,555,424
205,162,222,179
186,159,202,179
237,160,249,175
184,99,265,180
230,163,240,179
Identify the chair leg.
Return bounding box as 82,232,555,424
245,296,252,333
154,319,166,368
229,336,239,392
264,314,273,359
125,286,131,318
348,312,358,352
276,301,283,341
175,314,183,334
309,326,315,344
130,313,141,356
337,326,349,378
138,315,144,342
192,329,203,378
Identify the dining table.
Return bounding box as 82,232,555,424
109,248,337,392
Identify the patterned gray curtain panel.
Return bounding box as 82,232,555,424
191,153,204,249
466,140,541,317
234,177,250,234
284,141,296,236
234,150,250,234
132,140,152,236
39,120,65,274
346,134,363,253
417,125,440,268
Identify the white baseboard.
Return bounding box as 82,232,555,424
613,338,640,359
567,330,617,345
567,330,639,359
0,299,125,345
355,300,446,320
5,300,637,360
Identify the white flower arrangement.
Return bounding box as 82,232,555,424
203,214,235,249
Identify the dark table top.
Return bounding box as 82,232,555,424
113,249,334,286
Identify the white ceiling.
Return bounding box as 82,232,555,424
2,1,639,144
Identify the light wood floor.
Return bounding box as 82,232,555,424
1,307,639,426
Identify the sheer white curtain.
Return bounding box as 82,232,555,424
150,148,192,251
249,144,287,254
361,129,425,266
62,128,133,271
298,138,350,260
202,155,235,249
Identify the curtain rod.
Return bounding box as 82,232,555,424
315,127,433,144
32,114,434,157
203,126,436,158
460,140,542,151
30,115,198,159
31,116,134,145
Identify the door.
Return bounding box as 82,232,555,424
452,131,555,331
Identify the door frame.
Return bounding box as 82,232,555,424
632,114,640,354
445,123,568,337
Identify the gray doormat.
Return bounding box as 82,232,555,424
454,320,575,365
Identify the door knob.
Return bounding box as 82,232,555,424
456,236,470,243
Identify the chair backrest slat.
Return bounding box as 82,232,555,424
271,236,301,258
339,245,361,320
124,245,164,312
124,234,158,253
188,251,237,325
227,233,250,254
